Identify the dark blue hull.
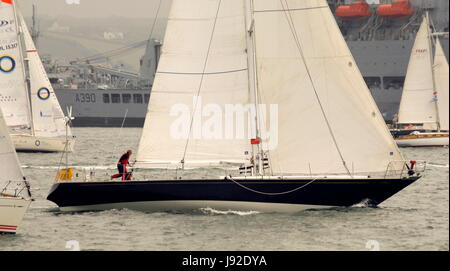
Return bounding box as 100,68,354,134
47,176,421,212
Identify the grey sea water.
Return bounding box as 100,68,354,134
1,128,448,251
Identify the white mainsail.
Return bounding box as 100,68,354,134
136,0,404,174
397,17,437,129
19,13,70,138
136,0,252,168
0,0,31,128
433,39,449,131
252,0,402,174
0,107,31,199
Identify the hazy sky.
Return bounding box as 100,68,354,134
20,0,172,19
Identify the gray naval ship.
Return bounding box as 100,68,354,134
47,39,161,127
48,0,449,127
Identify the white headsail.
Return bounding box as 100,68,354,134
397,17,437,129
136,0,404,174
0,0,31,128
0,107,30,199
433,39,449,131
19,13,70,138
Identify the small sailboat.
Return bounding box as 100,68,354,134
0,107,32,234
393,13,449,147
48,0,422,213
0,0,75,152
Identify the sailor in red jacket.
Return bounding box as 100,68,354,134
111,150,132,181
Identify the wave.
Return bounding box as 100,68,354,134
427,163,449,168
352,198,377,208
199,207,260,216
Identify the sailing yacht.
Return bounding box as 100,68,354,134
0,0,75,152
48,0,422,213
0,108,32,234
393,13,449,147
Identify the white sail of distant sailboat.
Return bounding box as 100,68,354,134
433,39,449,131
19,13,71,139
0,0,74,152
394,13,448,147
397,17,437,129
136,0,404,175
0,106,32,234
0,0,31,128
0,108,29,197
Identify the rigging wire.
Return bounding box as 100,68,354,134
108,0,162,168
225,175,319,196
147,0,164,43
76,40,148,64
279,0,352,176
110,108,129,161
75,0,163,65
180,0,223,169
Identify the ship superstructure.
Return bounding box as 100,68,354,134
45,40,161,127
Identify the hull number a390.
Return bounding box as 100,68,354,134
75,93,96,103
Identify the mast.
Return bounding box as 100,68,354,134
426,11,441,131
11,0,35,135
245,0,263,176
31,4,39,46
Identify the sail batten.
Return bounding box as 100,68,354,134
254,6,329,13
157,68,248,75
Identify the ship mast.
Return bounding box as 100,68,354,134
11,0,35,136
31,4,39,47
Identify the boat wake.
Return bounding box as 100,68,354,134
199,207,260,216
352,199,378,208
427,163,449,168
